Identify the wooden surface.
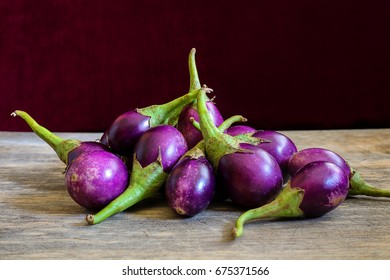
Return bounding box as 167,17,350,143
0,130,389,260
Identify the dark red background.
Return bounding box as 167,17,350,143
2,0,389,132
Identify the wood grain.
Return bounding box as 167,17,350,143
0,130,389,259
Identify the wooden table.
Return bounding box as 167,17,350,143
0,129,389,260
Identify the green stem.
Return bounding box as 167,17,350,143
348,169,390,197
189,48,201,92
219,116,247,132
139,89,198,127
86,156,167,225
139,49,201,127
232,183,305,238
196,87,223,140
11,110,80,165
191,115,247,133
190,117,201,131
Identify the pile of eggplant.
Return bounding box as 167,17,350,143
12,49,390,238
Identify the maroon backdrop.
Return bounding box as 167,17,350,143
2,0,389,133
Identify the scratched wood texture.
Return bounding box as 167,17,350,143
0,130,389,260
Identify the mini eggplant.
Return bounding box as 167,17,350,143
288,147,390,198
233,161,349,237
165,144,215,216
196,87,283,208
220,143,283,208
65,150,129,210
86,124,188,224
133,125,188,172
103,48,201,156
11,110,109,166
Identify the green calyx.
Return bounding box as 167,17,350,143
183,115,251,160
137,48,201,127
196,87,260,170
86,154,167,225
11,110,80,165
232,183,305,238
348,168,390,197
137,90,198,127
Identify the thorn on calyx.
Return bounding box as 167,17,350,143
201,84,213,94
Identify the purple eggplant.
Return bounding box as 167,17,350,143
196,87,283,208
103,48,202,156
233,161,349,237
252,130,298,182
65,150,129,210
291,161,349,217
86,124,188,224
11,110,109,166
177,47,224,149
165,145,215,216
133,125,188,172
219,143,283,208
288,147,390,198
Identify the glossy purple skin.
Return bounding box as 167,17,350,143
134,125,188,172
177,101,223,149
225,125,256,136
106,110,151,156
67,141,110,165
165,156,215,216
288,147,351,178
65,150,129,210
291,161,349,217
254,130,298,182
218,144,283,208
